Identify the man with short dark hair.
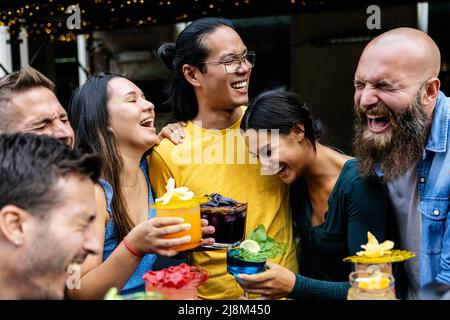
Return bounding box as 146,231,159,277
0,66,75,147
0,133,102,299
353,27,450,299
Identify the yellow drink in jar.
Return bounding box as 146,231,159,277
347,270,396,300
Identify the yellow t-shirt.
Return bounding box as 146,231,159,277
148,107,298,300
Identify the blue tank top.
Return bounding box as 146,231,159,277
98,159,156,295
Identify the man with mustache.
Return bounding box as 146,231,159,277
0,133,102,299
353,27,450,299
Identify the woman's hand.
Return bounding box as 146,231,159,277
157,121,187,145
126,217,191,257
201,218,215,246
237,263,296,299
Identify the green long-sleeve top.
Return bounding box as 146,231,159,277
288,159,393,300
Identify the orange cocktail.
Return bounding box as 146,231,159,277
155,205,202,251
153,177,209,251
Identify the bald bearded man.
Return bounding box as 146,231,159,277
352,27,450,299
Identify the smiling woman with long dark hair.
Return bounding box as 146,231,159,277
66,73,213,299
238,89,394,300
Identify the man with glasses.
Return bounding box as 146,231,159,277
202,49,256,74
150,17,298,299
352,27,449,299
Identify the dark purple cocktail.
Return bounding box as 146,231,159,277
200,193,247,245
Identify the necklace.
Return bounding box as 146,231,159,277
124,170,139,188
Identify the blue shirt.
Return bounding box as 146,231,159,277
98,159,157,295
375,91,450,296
376,91,450,290
418,91,450,286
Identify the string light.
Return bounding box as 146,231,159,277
0,0,323,42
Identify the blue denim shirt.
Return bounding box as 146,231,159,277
418,91,450,287
375,91,450,288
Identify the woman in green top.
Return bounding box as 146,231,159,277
238,89,393,300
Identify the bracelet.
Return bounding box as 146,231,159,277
123,236,143,258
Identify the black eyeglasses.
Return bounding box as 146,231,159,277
202,51,256,74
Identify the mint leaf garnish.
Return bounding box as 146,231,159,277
249,224,268,242
259,237,275,251
237,224,287,262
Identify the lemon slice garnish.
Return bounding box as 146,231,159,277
155,178,195,205
240,240,261,254
357,276,391,290
356,232,394,258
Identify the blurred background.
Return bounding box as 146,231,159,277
1,0,449,153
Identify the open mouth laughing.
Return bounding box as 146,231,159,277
360,103,395,135
366,115,391,133
140,117,154,128
261,163,287,176
275,164,287,176
230,80,248,92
